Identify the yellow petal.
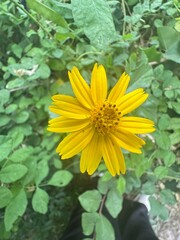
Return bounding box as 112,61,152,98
114,145,126,174
91,64,107,104
108,72,130,103
80,132,102,175
116,88,148,115
48,116,90,133
56,127,94,159
50,95,90,119
119,117,155,134
110,129,145,154
68,67,93,109
102,136,122,176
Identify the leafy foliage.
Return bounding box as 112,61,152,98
0,0,179,239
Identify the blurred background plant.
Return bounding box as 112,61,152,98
0,0,179,239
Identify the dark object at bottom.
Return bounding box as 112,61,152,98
60,198,159,240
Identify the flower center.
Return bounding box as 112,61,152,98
91,102,121,135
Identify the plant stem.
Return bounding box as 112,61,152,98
10,0,53,38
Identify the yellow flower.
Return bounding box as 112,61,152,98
48,64,155,176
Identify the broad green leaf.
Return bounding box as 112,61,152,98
143,46,161,62
142,181,156,195
71,0,117,49
6,78,25,89
79,190,102,212
165,41,180,63
47,170,73,187
154,166,168,179
171,101,180,114
158,114,170,130
170,130,180,145
168,118,180,130
155,131,171,150
5,104,18,114
155,150,176,167
0,115,11,127
22,157,37,185
105,188,122,218
82,212,99,236
149,196,169,220
9,147,33,162
157,26,179,50
35,63,51,79
116,176,126,195
35,160,49,185
8,131,24,149
53,158,62,169
0,187,13,208
128,63,153,91
95,215,115,240
0,136,12,162
4,189,27,231
98,176,115,195
14,111,29,123
0,164,28,183
32,187,49,214
11,44,22,58
160,189,176,205
0,89,10,106
26,0,68,28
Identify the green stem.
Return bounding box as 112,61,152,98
10,0,53,38
77,51,103,61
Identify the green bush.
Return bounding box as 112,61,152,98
0,0,179,239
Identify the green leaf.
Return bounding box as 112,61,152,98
143,46,161,62
0,164,28,183
0,136,12,162
0,115,11,127
11,44,22,58
5,104,18,114
71,0,117,49
155,149,176,167
105,188,122,218
171,101,180,114
82,212,99,236
32,187,49,214
154,166,168,179
160,189,176,205
47,170,73,187
0,187,13,209
165,41,180,63
95,215,115,240
149,196,169,220
168,118,180,130
155,131,171,150
79,190,102,212
142,181,156,195
6,78,25,89
53,158,62,169
4,189,27,231
158,114,170,130
9,147,33,162
170,130,180,145
157,26,179,50
35,63,51,79
14,111,29,123
8,131,24,149
26,0,68,28
35,160,49,185
116,176,126,195
0,89,10,106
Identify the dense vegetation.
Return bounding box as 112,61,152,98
0,0,179,239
